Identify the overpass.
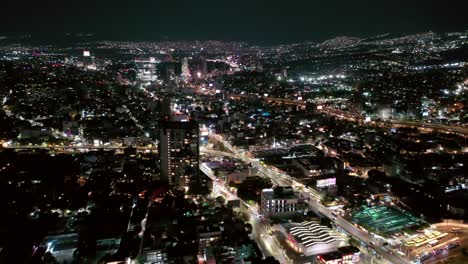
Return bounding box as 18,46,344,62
228,94,468,137
199,147,238,159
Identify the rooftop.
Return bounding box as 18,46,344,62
262,186,296,199
283,221,344,248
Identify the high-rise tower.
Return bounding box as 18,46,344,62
181,58,191,80
201,56,208,77
135,57,159,83
159,121,200,193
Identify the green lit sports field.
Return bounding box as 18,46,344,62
352,205,422,234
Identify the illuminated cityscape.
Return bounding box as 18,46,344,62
0,1,467,264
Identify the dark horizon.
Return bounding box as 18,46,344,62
1,0,467,44
0,30,466,46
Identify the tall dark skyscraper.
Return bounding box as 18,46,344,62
159,120,200,193
201,56,208,77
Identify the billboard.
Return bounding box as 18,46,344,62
316,177,336,188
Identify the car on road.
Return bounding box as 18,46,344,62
418,253,432,262
432,248,443,255
446,242,459,250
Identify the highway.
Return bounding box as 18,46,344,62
209,133,319,194
208,133,410,264
1,144,157,151
228,94,468,137
319,107,468,137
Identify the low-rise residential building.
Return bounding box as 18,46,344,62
197,224,222,249
227,168,252,184
292,158,336,177
261,186,300,217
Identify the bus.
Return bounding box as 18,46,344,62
428,240,438,247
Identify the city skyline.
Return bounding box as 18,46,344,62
0,2,467,263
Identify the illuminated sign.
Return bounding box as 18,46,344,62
316,178,336,188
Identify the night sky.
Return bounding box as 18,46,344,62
1,0,467,43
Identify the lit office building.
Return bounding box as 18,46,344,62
135,57,159,83
181,58,191,80
81,50,95,69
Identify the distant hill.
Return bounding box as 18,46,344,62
316,36,362,49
